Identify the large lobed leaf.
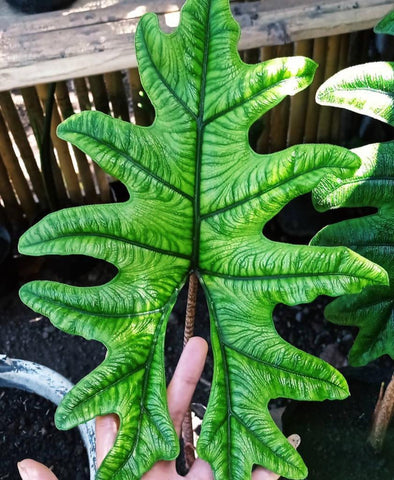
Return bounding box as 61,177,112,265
18,0,388,478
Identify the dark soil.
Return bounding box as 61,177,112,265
0,198,393,479
282,366,394,480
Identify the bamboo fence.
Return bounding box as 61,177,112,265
0,29,388,236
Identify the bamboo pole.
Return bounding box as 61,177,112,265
55,81,98,202
243,47,260,64
74,77,92,111
287,39,313,146
36,84,83,204
104,71,130,121
128,68,153,126
86,75,111,202
21,86,68,203
0,90,48,208
331,34,350,143
88,75,110,114
317,35,341,142
0,111,37,221
255,46,276,154
304,37,327,143
269,43,293,152
0,151,24,225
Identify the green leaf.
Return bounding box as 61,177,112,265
315,62,394,126
375,10,394,35
312,142,394,366
18,0,388,478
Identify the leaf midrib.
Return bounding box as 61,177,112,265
321,86,394,98
191,0,212,268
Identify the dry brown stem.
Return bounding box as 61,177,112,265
181,273,199,470
368,374,394,452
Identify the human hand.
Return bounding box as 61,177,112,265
18,337,300,480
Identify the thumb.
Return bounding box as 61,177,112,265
18,459,58,480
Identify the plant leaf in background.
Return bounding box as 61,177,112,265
314,50,394,366
375,9,394,35
312,142,394,366
315,62,394,125
18,0,388,478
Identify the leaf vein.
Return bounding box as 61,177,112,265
224,343,345,391
200,165,332,220
26,232,191,261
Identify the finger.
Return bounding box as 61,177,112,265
187,458,214,479
167,336,208,436
96,414,120,467
17,459,58,480
252,434,301,480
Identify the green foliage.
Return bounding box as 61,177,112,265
375,9,394,35
312,142,394,366
315,62,394,126
314,40,394,366
18,0,388,478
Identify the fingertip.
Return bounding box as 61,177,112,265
96,414,119,467
288,433,301,450
186,336,208,354
18,459,58,480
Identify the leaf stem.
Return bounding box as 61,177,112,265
182,272,199,470
368,373,394,452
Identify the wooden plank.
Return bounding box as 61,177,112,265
0,0,393,91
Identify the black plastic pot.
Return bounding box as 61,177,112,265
5,0,76,14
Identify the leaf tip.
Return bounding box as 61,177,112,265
54,408,70,430
18,282,34,307
18,229,34,256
